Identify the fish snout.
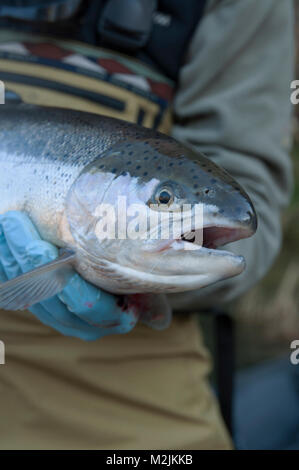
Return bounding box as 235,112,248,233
201,185,258,249
231,189,258,237
240,202,258,236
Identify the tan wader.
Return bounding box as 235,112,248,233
0,309,232,449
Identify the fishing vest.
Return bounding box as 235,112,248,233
0,0,207,133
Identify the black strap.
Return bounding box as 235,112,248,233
96,0,208,80
214,310,235,436
98,0,157,53
136,0,207,81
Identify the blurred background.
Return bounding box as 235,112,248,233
231,3,299,368
212,7,299,450
199,7,299,450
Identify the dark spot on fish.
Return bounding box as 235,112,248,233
136,165,141,170
194,184,199,189
143,172,148,176
127,161,132,165
157,166,162,170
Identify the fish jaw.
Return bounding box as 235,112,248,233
70,212,250,294
72,242,245,294
104,224,249,294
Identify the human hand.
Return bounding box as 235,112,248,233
0,211,138,340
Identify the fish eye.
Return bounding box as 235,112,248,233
156,188,173,206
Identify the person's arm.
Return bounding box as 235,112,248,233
168,0,294,312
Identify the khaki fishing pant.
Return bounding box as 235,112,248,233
0,310,232,450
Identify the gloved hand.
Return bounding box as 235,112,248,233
0,211,138,341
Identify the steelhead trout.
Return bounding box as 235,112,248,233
0,105,257,328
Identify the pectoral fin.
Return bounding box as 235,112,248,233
0,251,76,311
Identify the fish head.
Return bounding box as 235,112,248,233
66,137,257,294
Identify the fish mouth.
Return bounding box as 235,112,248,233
80,221,256,295
152,220,254,257
180,225,253,250
103,222,252,294
132,220,255,290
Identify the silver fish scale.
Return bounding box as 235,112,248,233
0,105,169,244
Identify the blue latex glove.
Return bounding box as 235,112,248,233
0,211,138,341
